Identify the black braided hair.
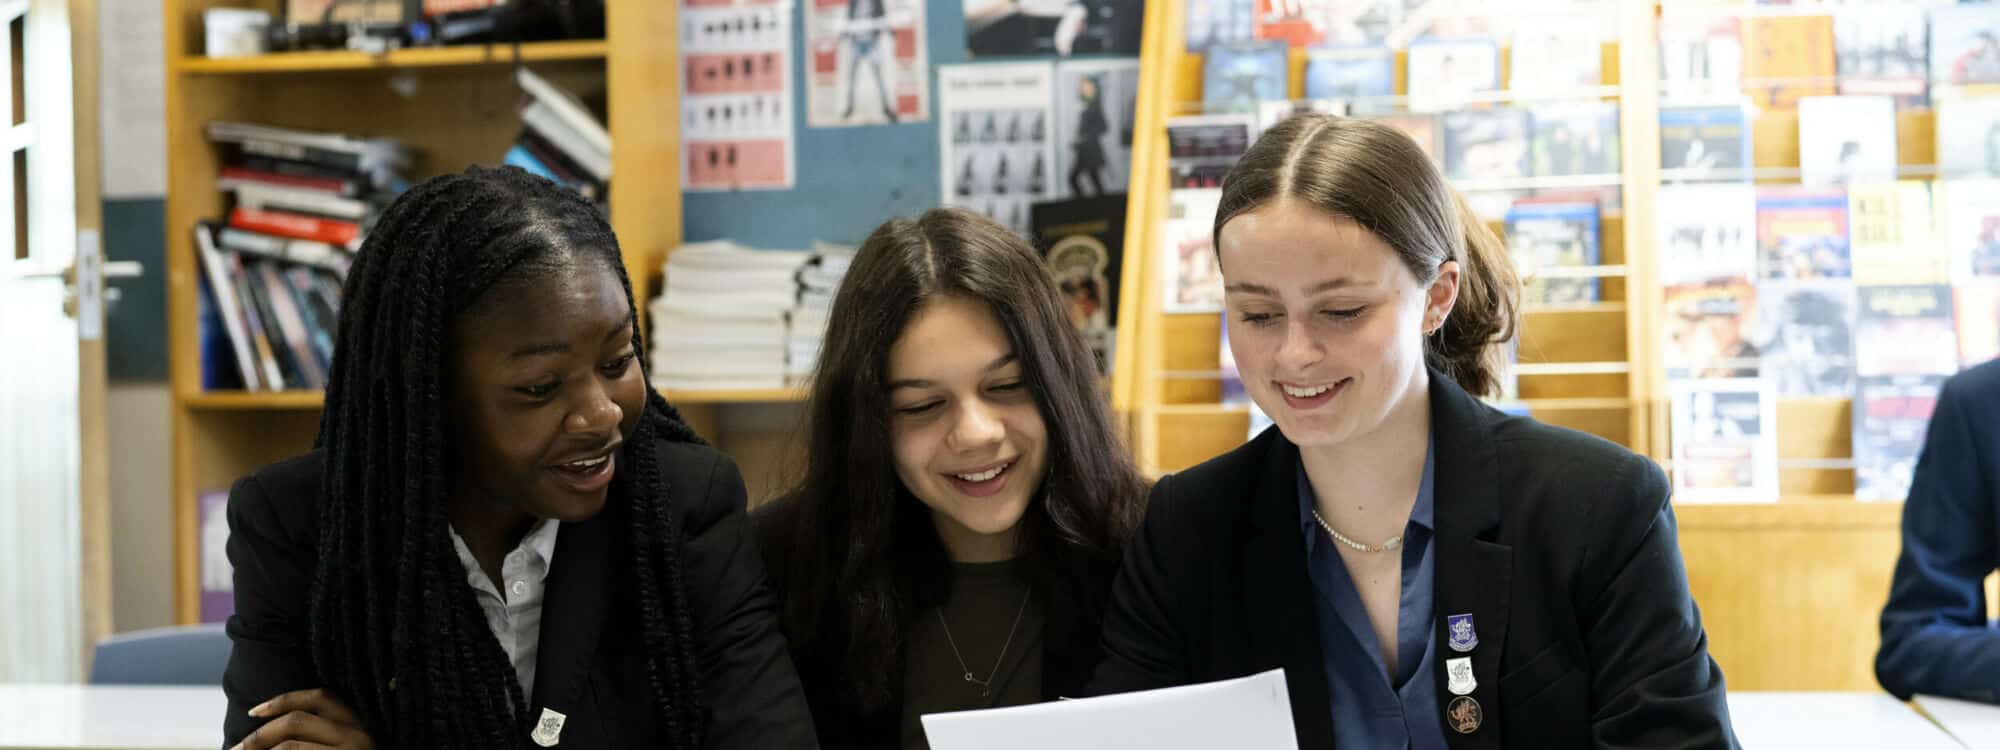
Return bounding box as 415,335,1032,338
309,165,708,748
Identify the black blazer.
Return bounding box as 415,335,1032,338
220,439,818,749
750,496,1118,749
1087,370,1738,749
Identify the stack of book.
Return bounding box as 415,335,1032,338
787,242,855,384
196,121,414,392
503,68,610,207
649,241,811,391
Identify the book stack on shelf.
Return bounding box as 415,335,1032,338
648,241,811,391
195,121,415,393
504,68,610,208
786,243,855,386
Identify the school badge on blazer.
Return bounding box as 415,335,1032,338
1447,613,1478,652
1446,656,1477,695
1447,695,1483,734
531,707,567,747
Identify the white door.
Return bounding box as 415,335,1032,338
0,0,111,682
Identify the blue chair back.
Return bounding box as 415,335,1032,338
89,623,230,686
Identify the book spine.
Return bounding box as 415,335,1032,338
504,143,565,185
227,137,365,173
229,253,288,390
231,206,361,247
256,260,327,389
218,166,361,198
233,156,370,191
217,227,350,273
283,266,337,378
516,67,613,155
195,268,238,390
522,102,612,181
516,130,593,190
194,223,265,391
230,181,369,221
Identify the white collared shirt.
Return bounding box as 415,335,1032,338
448,519,560,701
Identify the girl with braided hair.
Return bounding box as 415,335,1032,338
220,166,815,750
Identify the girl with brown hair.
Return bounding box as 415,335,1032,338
1087,115,1738,749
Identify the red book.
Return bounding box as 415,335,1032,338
230,206,360,247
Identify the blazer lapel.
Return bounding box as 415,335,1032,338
1428,371,1512,750
529,500,616,734
1239,435,1335,747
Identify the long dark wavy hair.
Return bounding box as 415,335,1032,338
770,207,1148,710
309,165,706,748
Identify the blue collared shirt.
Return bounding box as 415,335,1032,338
1296,439,1449,750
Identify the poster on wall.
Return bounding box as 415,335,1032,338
965,0,1144,57
1669,377,1780,503
805,0,928,127
939,62,1058,237
1161,187,1225,313
681,0,795,191
101,0,165,198
1187,0,1254,53
1053,58,1139,200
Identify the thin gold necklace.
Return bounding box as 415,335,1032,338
937,588,1032,698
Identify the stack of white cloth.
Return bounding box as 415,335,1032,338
649,241,810,390
786,242,855,384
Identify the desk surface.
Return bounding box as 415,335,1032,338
1917,695,2000,749
0,685,222,750
1727,692,1962,749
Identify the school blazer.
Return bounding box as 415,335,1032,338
220,440,818,749
750,496,1119,749
1086,370,1740,749
1876,358,2000,702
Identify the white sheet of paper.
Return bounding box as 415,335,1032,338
1725,692,1961,750
1915,694,2000,749
920,669,1298,750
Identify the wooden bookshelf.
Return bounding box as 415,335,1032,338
1111,2,1919,692
162,1,727,623
660,386,809,404
183,390,323,410
173,38,608,74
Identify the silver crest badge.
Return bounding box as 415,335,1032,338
1446,656,1477,696
530,707,567,747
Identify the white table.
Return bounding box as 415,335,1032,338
1917,695,2000,749
0,685,223,750
1726,692,1961,749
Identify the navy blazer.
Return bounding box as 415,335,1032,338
1087,369,1738,749
1878,358,2000,701
220,439,818,749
